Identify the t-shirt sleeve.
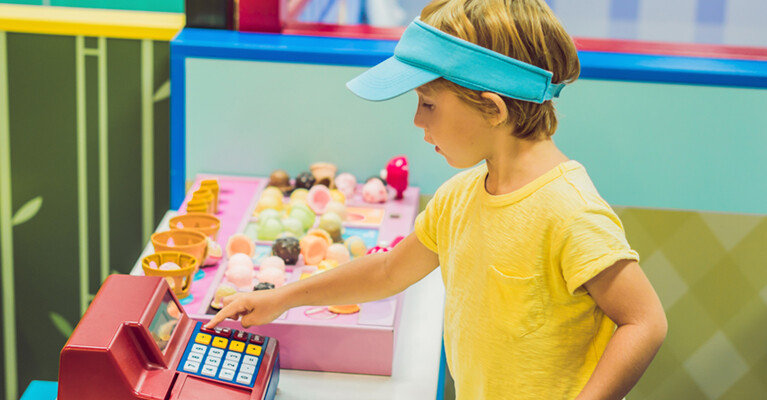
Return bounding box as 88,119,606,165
554,207,640,295
414,193,441,254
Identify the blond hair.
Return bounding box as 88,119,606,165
420,0,579,140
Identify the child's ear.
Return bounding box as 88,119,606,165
480,92,508,127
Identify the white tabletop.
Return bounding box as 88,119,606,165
133,211,446,400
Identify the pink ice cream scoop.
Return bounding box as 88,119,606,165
257,267,286,287
335,173,358,199
226,263,256,290
362,180,387,203
260,256,286,273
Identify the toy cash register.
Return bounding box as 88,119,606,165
58,275,280,400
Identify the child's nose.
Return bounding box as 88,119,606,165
413,108,425,129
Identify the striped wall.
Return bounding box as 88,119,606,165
0,5,181,399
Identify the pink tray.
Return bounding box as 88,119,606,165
176,174,420,376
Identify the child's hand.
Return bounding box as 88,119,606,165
205,290,286,329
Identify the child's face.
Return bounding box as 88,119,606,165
414,86,492,169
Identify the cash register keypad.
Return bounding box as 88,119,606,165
179,322,268,387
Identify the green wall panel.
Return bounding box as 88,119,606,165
0,31,171,398
6,32,80,388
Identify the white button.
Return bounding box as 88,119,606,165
219,368,235,381
240,363,255,374
236,372,252,385
223,360,238,370
204,356,221,368
188,352,204,363
183,360,200,373
208,348,225,358
201,365,217,377
225,352,241,362
191,344,207,354
242,355,258,365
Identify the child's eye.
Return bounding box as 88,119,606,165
421,102,434,110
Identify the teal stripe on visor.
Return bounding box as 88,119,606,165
347,18,566,103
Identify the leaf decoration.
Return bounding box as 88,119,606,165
153,80,170,102
11,196,42,226
50,312,74,338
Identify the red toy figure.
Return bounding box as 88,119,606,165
384,156,409,200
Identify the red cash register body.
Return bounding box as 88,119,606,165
58,275,279,400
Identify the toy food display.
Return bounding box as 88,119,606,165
151,229,208,271
260,256,286,272
299,235,329,266
334,173,357,198
272,237,300,265
210,283,238,309
269,169,292,193
318,212,344,242
255,282,276,291
226,234,255,258
324,201,347,220
169,212,221,240
306,184,332,214
310,162,337,188
344,236,367,258
141,251,197,299
225,262,257,290
228,252,254,269
362,179,388,203
257,266,285,287
294,172,316,190
202,238,223,266
325,243,350,265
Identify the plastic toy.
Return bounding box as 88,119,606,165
226,263,257,290
170,212,221,240
210,283,238,310
151,229,208,272
228,253,254,270
268,169,292,194
310,162,337,188
328,304,360,314
299,235,328,266
344,236,367,258
226,234,255,258
306,184,332,214
58,275,280,400
272,237,300,265
362,179,388,203
142,252,198,299
324,201,347,220
294,172,315,190
260,256,286,273
257,267,285,287
198,179,220,213
318,212,343,242
334,173,357,198
325,244,350,265
383,156,409,200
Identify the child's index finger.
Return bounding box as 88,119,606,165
205,311,227,329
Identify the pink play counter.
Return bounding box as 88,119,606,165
149,174,421,376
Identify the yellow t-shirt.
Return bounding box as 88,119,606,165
415,160,639,399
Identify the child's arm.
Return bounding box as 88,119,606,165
205,233,440,328
575,259,668,400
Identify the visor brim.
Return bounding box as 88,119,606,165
346,56,441,101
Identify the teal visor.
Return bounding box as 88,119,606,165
347,18,566,103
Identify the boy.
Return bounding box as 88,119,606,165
208,1,667,398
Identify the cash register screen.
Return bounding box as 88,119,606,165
148,291,182,353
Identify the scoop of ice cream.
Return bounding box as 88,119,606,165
257,267,285,287
260,256,286,272
325,243,350,265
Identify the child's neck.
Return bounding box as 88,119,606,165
484,137,569,196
